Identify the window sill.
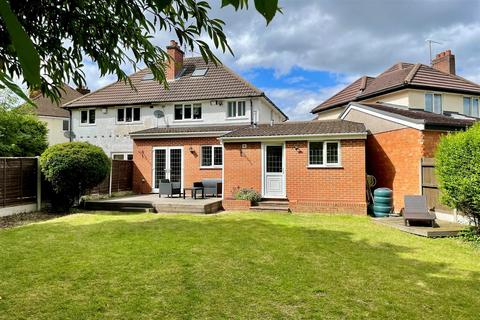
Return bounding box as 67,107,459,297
115,121,143,125
79,123,96,126
200,166,223,170
173,119,203,122
226,116,248,120
307,165,343,169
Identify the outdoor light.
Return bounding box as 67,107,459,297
189,146,194,153
102,108,107,114
294,144,300,151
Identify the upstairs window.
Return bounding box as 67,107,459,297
463,97,479,117
227,101,246,118
425,93,442,114
174,104,202,120
62,119,69,131
308,141,341,167
201,145,222,167
117,107,141,123
80,109,95,124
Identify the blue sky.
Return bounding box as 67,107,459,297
80,0,480,120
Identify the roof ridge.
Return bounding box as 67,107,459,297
404,63,421,83
63,67,149,108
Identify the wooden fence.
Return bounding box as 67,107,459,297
421,157,454,214
0,157,39,208
88,160,133,195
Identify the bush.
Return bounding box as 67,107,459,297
459,227,480,245
436,123,480,232
233,188,262,204
40,142,110,211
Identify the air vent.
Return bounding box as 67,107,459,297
142,73,154,80
191,67,208,77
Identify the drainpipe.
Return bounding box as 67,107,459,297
68,109,73,142
250,99,253,126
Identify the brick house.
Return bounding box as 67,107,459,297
311,51,478,215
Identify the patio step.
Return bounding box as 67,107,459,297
84,200,154,211
250,199,290,212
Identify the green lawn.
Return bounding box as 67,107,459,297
0,212,479,319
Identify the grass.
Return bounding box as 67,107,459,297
0,212,479,319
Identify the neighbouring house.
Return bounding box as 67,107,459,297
312,50,478,216
29,84,87,145
63,40,287,160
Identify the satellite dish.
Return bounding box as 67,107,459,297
154,110,164,118
63,131,75,139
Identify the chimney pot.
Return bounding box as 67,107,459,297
432,49,456,75
166,40,184,80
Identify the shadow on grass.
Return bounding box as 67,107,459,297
1,213,479,319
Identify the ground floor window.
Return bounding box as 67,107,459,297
308,141,340,167
112,153,133,160
201,145,222,167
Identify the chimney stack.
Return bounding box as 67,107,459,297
432,50,456,75
76,85,91,95
166,40,184,80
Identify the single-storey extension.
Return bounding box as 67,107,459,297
130,120,368,214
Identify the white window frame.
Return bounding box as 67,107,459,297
463,96,479,118
200,145,223,168
111,153,133,160
425,92,443,114
173,103,202,121
307,141,341,168
80,108,96,125
116,106,141,124
227,100,247,119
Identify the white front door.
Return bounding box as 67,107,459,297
152,147,183,192
263,144,286,198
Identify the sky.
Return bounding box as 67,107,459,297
81,0,480,120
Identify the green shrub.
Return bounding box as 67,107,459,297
436,123,480,232
459,227,480,245
233,188,262,203
40,142,110,211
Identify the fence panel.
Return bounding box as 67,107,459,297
88,160,133,195
0,157,37,207
421,157,454,214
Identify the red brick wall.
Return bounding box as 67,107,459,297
223,140,367,214
422,130,446,157
132,137,222,193
285,140,366,214
367,128,423,211
223,142,262,199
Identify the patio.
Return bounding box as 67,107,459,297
372,216,465,238
84,194,223,214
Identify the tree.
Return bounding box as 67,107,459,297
436,124,480,232
0,0,279,103
40,142,110,211
0,90,48,156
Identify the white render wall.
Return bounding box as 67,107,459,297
71,97,285,156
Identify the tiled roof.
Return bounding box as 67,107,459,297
65,57,265,108
130,124,249,136
356,102,475,129
221,120,366,138
32,84,83,117
311,76,374,113
312,62,480,113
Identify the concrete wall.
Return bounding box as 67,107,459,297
315,107,345,120
343,109,406,134
39,116,69,145
363,90,410,106
71,97,285,157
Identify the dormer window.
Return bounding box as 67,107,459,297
463,97,479,117
425,93,442,114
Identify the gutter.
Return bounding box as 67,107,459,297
219,132,367,143
130,131,232,139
